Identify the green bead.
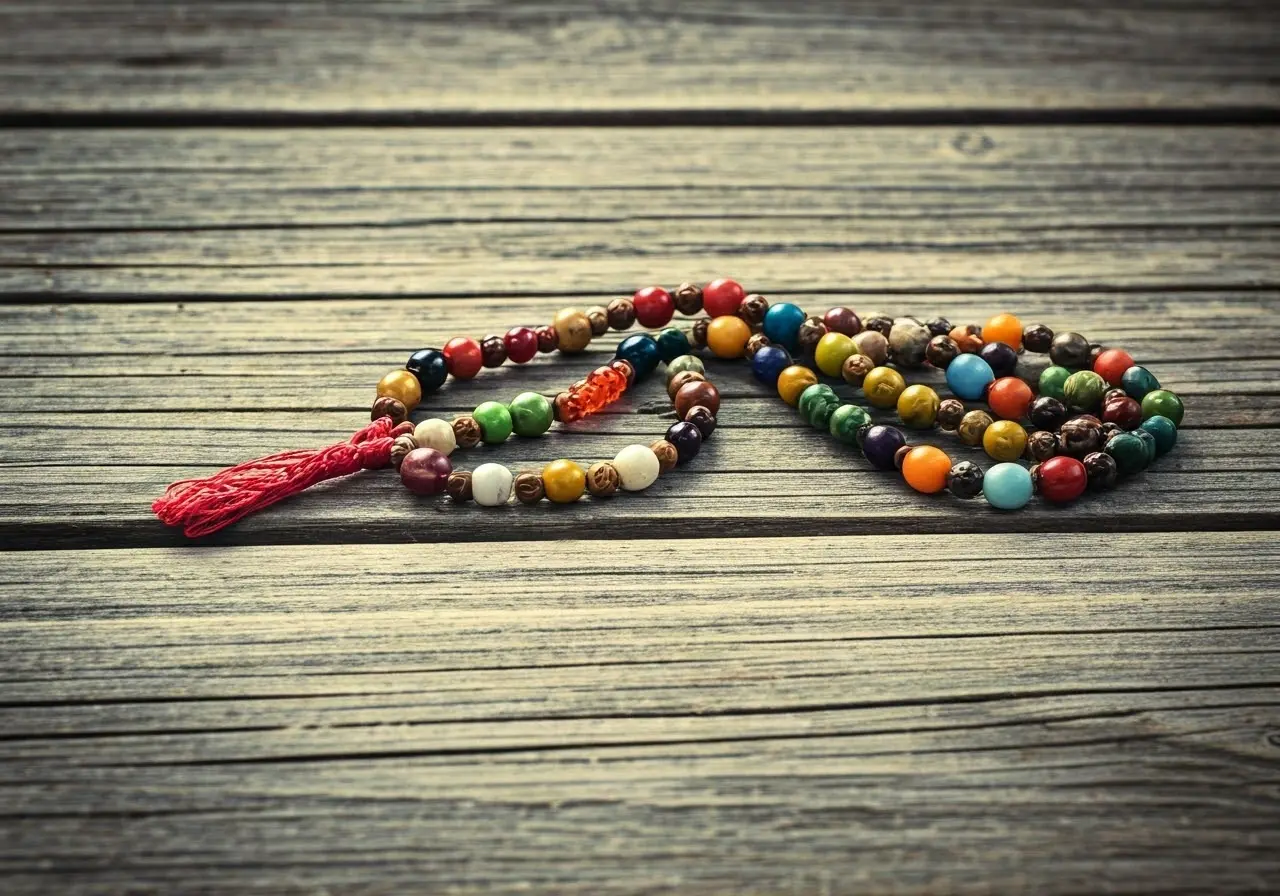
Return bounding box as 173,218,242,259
665,354,705,385
508,391,553,437
1139,414,1177,456
798,383,838,428
1134,427,1158,465
1122,365,1160,400
1105,432,1148,476
1141,389,1184,426
1039,366,1071,401
656,328,692,363
473,400,513,444
830,404,872,444
810,395,839,429
1063,370,1108,411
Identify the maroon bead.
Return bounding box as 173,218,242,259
1102,395,1143,430
399,448,452,495
822,306,861,336
480,334,507,368
536,325,559,353
675,380,720,418
504,326,539,364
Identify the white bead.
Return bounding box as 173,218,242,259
413,418,456,456
471,463,514,507
613,444,660,491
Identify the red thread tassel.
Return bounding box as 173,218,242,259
153,416,414,538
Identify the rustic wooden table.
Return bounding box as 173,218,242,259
2,2,1278,893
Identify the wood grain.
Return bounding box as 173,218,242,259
1,127,1277,296
1,1,1277,116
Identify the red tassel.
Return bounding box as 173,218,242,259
153,416,414,538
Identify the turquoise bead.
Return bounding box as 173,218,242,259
615,334,661,379
508,391,553,437
763,302,807,350
1105,432,1148,476
945,354,995,401
1139,414,1177,456
656,327,691,363
1134,427,1158,465
473,400,513,444
1122,365,1160,400
1039,366,1071,401
829,404,872,444
1141,389,1184,426
1063,370,1108,411
984,463,1033,510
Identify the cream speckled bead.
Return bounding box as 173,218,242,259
413,418,457,456
471,463,514,507
613,444,660,491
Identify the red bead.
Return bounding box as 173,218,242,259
1102,395,1143,430
1037,455,1087,503
504,326,539,364
987,376,1034,421
702,278,746,317
536,325,559,353
823,306,862,336
442,336,483,379
399,447,453,495
632,286,675,328
1093,348,1135,386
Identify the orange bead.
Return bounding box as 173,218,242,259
777,365,819,406
902,445,952,494
706,315,752,359
987,376,1034,421
982,313,1023,351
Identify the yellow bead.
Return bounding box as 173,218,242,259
376,369,422,411
777,365,819,406
897,384,940,429
813,331,856,377
983,419,1028,461
553,308,593,353
706,315,752,359
541,458,586,503
863,366,906,409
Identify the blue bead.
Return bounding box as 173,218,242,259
751,345,792,385
1121,365,1160,400
862,424,905,470
406,348,449,393
1139,414,1177,456
615,334,661,379
655,327,691,363
946,353,995,401
763,303,807,350
984,462,1033,510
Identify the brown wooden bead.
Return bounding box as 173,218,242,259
744,332,771,359
586,462,620,497
668,369,707,400
675,380,720,417
691,317,711,349
649,439,678,473
371,395,409,425
446,470,473,502
606,297,636,331
452,415,482,449
926,335,960,368
863,313,894,336
536,325,559,353
738,294,770,326
841,353,875,386
797,317,828,354
480,334,507,368
936,398,966,430
513,471,545,504
1025,429,1059,461
586,306,610,337
673,283,704,316
610,358,636,387
389,433,419,470
552,391,573,422
893,444,913,471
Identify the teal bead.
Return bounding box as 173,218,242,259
798,383,838,428
665,354,705,385
1141,389,1184,426
983,462,1033,510
1139,414,1177,456
1039,366,1071,401
1121,365,1160,400
1134,427,1158,465
656,327,691,363
1105,432,1148,476
472,400,513,444
1063,370,1108,411
508,391,553,437
829,404,872,444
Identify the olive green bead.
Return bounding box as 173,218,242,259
829,404,872,444
1063,370,1108,411
897,384,940,429
1038,366,1071,401
1104,432,1148,476
508,391,553,437
1141,389,1184,426
665,354,705,385
1139,414,1177,456
472,400,513,444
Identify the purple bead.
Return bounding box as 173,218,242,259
399,447,452,495
665,421,703,464
862,424,906,470
980,341,1019,378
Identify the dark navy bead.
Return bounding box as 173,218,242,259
655,327,691,363
979,341,1019,378
665,421,703,463
751,344,792,385
615,334,661,379
862,424,906,470
406,348,449,393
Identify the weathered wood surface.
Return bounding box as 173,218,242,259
1,127,1277,296
1,534,1278,895
2,1,1277,117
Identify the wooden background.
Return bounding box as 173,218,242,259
2,2,1278,893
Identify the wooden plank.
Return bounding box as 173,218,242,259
1,127,1277,296
0,1,1276,116
0,534,1277,894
